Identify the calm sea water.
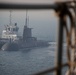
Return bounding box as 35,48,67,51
0,42,67,75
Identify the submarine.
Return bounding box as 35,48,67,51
0,11,49,51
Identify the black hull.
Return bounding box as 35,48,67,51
0,42,5,50
0,39,49,51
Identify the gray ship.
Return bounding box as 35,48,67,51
0,11,49,51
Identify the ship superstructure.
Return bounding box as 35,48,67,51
2,23,19,41
2,11,19,41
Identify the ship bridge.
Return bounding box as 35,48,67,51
2,23,19,40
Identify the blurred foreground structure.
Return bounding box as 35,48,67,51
0,0,76,75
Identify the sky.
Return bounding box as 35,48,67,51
0,0,72,41
0,0,54,4
0,0,70,4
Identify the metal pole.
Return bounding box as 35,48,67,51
74,0,76,44
0,3,75,10
55,16,64,75
0,3,57,9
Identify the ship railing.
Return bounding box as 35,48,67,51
0,1,76,75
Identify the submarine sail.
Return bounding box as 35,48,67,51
23,11,32,42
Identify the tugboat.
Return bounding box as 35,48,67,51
0,11,49,51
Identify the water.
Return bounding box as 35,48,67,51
0,42,67,75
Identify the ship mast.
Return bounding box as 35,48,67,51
25,10,28,27
9,10,12,25
28,16,29,27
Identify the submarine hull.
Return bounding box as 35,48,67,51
1,42,19,51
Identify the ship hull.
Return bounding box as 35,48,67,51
0,39,49,51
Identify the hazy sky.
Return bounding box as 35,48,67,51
0,0,71,41
0,0,69,4
0,0,72,3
